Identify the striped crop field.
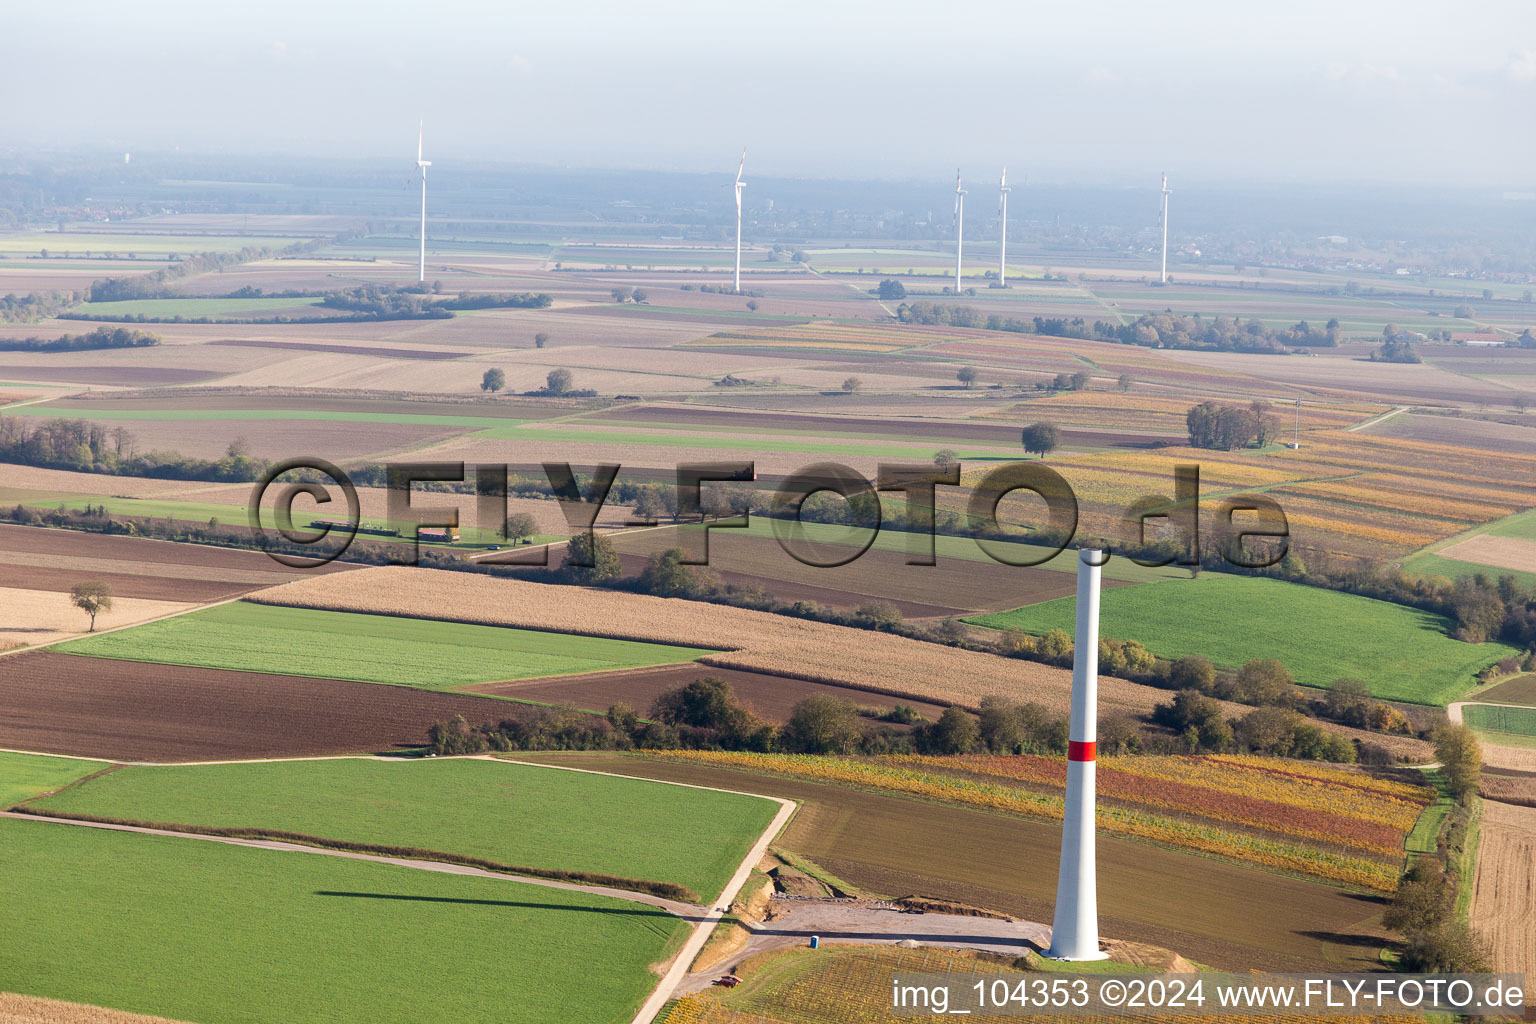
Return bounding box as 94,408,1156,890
643,751,1430,891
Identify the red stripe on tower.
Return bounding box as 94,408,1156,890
1067,740,1096,762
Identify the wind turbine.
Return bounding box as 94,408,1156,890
997,166,1011,288
1159,171,1171,285
414,122,432,284
953,170,966,294
733,148,747,294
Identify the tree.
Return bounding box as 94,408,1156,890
545,368,574,395
610,287,633,303
782,694,862,754
1068,371,1091,391
933,449,959,470
1434,724,1482,798
1170,655,1216,693
745,299,759,311
1154,690,1232,752
929,706,980,754
1235,658,1293,705
637,548,701,598
1323,677,1372,727
1399,922,1491,972
1020,422,1061,459
631,288,648,303
481,368,506,393
841,376,862,393
1383,859,1452,935
956,366,979,389
533,333,550,349
70,581,112,632
1117,374,1133,392
561,532,620,581
877,279,907,300
503,512,538,545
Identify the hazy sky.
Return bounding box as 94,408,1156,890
8,0,1536,186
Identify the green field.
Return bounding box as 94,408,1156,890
0,751,102,807
54,602,713,689
0,817,682,1024
1463,704,1536,748
77,296,326,317
966,575,1518,705
31,757,778,902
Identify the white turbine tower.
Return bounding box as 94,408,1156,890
1047,547,1109,961
997,167,1011,288
953,170,966,295
733,148,747,294
415,122,432,284
1159,171,1171,285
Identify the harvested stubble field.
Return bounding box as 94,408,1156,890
1470,799,1536,985
0,650,531,761
1437,534,1536,575
0,587,194,650
645,751,1423,891
525,751,1392,972
28,757,778,903
0,994,192,1024
249,567,1432,761
665,945,1426,1024
470,664,950,725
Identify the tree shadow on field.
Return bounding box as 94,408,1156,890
314,891,699,921
1342,892,1391,907
1297,930,1385,948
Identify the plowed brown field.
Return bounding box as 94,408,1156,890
0,651,519,761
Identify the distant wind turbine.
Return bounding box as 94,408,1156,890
1159,171,1171,284
414,122,432,284
733,148,747,294
998,167,1011,288
953,170,966,295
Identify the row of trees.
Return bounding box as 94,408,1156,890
0,325,158,352
0,416,267,481
895,303,1342,354
428,672,1069,758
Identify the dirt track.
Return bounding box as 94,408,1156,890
0,652,521,761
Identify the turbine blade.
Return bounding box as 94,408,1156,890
418,121,424,163
737,147,746,183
